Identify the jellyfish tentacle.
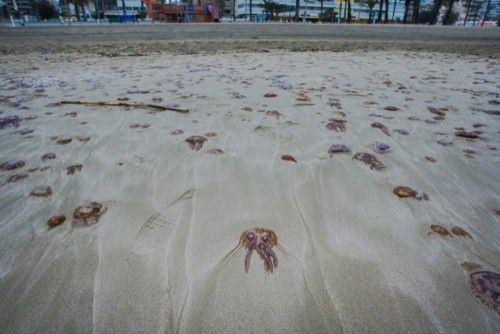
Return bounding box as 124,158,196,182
244,248,254,273
268,248,278,268
255,242,266,260
276,243,288,255
265,253,274,273
222,243,241,262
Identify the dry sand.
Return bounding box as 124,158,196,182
0,46,499,333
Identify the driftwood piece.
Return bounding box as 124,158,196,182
60,100,189,113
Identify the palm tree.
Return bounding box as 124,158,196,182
338,0,343,22
363,0,376,23
391,0,398,21
377,0,384,22
319,0,324,21
68,0,89,21
430,0,442,24
463,0,471,25
73,1,80,20
442,0,455,25
295,0,299,21
471,0,481,25
482,0,492,25
411,0,420,23
384,0,389,22
403,0,410,22
81,1,87,20
250,0,253,21
347,0,352,22
266,1,287,20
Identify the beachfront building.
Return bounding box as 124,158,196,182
96,0,145,15
233,0,435,22
2,0,34,18
115,0,146,14
476,0,499,23
235,0,337,21
223,0,234,17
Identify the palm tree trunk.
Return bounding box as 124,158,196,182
320,0,323,21
250,0,253,21
403,0,410,22
482,0,491,24
339,1,342,22
121,0,126,16
384,0,389,22
442,0,454,25
295,0,299,21
343,0,347,20
347,0,351,22
233,0,236,21
94,0,99,22
377,0,384,23
392,0,397,21
412,0,420,23
430,0,442,24
74,3,80,21
472,4,479,26
30,0,39,20
463,0,471,25
81,4,86,21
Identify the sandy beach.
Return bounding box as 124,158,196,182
0,26,499,333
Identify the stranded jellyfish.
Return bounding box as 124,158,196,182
384,106,401,112
461,263,500,315
171,129,184,135
328,144,351,156
7,174,29,183
224,227,282,274
47,215,66,228
429,224,450,237
30,185,53,197
207,148,224,155
326,119,347,133
0,115,21,129
393,186,417,198
185,136,207,151
451,226,472,238
56,138,72,145
455,130,479,139
373,142,391,154
67,164,83,175
41,153,56,161
0,159,25,171
371,122,390,136
353,152,385,170
393,186,428,200
73,202,107,227
281,154,297,163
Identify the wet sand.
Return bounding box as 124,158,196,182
0,26,499,333
0,24,499,56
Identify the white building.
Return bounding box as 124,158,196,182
235,0,337,20
115,0,145,14
234,0,429,22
